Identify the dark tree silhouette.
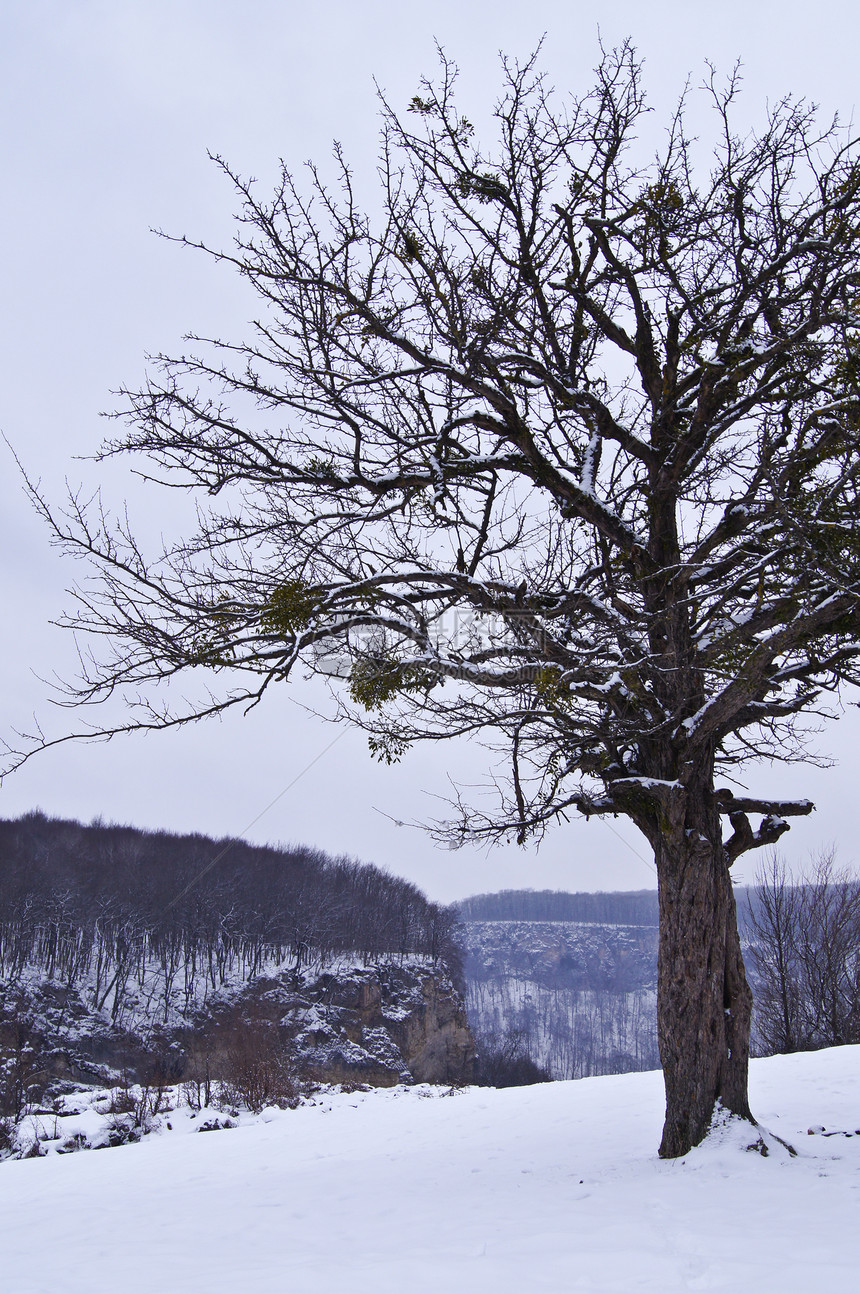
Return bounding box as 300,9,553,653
0,813,459,1002
747,851,860,1053
7,46,860,1155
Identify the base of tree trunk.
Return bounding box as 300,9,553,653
682,1102,798,1159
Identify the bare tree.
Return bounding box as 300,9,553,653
745,854,804,1053
747,851,860,1052
796,854,860,1045
7,45,860,1155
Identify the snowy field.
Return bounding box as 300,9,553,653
1,1048,859,1293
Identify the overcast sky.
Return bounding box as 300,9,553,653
2,0,860,904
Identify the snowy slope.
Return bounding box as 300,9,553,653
1,1048,859,1293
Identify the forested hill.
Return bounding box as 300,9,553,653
0,812,459,980
0,814,473,1097
456,889,659,926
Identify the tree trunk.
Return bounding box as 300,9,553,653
655,811,754,1158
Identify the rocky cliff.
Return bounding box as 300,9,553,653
0,956,475,1109
201,960,475,1087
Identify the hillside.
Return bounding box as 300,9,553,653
458,879,860,1079
0,814,472,1096
1,1047,858,1291
458,889,660,1079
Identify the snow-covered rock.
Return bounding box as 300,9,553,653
0,955,475,1099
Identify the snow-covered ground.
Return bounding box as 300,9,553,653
1,1048,859,1293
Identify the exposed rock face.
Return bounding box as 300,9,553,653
190,961,475,1087
0,957,475,1098
392,970,476,1084
464,920,658,992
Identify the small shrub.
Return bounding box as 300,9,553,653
107,1080,137,1115
473,1028,552,1088
0,1004,49,1119
215,1017,302,1113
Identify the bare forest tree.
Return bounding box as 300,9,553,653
747,851,860,1054
7,46,860,1155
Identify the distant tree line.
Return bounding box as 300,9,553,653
0,813,460,1024
457,889,659,927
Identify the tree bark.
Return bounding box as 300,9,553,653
655,795,754,1158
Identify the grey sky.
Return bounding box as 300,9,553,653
2,0,860,903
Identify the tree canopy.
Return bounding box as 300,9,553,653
8,44,860,1156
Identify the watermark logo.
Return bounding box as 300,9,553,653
312,606,542,677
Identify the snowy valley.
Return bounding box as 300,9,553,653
458,889,661,1080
